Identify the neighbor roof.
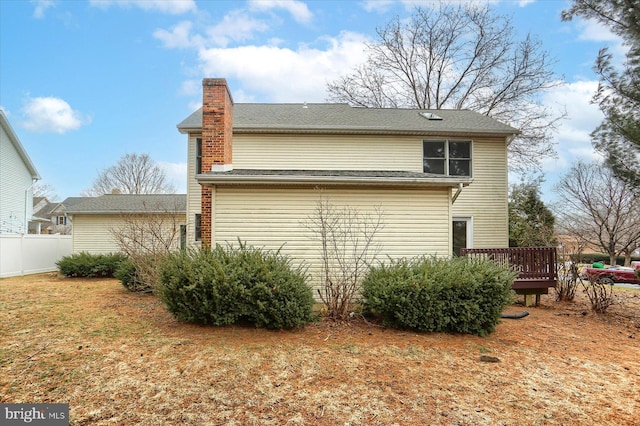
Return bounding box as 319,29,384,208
64,194,186,214
177,103,519,136
0,110,40,180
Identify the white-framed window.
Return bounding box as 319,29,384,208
452,217,473,256
56,216,67,226
196,137,203,174
195,213,201,241
423,140,472,177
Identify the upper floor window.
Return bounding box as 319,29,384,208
196,137,202,174
423,140,471,177
56,216,67,226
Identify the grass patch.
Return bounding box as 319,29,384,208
1,274,639,425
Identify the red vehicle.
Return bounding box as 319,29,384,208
584,265,640,285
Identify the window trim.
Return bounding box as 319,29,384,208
423,139,472,177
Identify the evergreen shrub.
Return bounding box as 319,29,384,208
57,252,126,278
115,258,153,293
157,244,314,329
362,256,516,336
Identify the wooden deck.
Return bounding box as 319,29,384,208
460,247,557,302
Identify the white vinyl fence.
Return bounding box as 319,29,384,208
0,234,72,278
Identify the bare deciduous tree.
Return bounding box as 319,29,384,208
554,161,640,266
305,197,384,320
33,183,58,201
84,153,175,196
327,3,564,172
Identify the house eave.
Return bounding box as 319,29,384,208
196,173,473,188
180,127,518,139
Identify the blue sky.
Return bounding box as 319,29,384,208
0,0,623,202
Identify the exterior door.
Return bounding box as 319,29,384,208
452,218,472,256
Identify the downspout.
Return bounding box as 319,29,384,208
451,183,464,204
24,178,38,234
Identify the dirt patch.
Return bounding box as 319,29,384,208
1,273,639,425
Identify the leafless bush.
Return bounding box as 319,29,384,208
582,276,617,314
555,261,581,302
110,202,183,290
555,245,582,302
305,198,384,320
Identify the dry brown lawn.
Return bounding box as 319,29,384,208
1,273,639,425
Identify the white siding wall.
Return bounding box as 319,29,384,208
451,138,509,248
71,214,186,254
213,186,450,291
0,127,34,234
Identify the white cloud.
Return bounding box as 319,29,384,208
21,97,90,134
154,11,270,49
248,0,313,24
89,0,196,15
575,19,619,43
361,0,396,13
179,79,200,97
196,31,369,102
154,21,203,49
157,161,187,193
205,10,270,47
540,80,604,174
31,0,55,19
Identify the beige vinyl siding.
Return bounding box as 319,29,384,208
233,134,423,171
213,186,450,292
71,214,186,254
451,138,508,248
187,134,202,245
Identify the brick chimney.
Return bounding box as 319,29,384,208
201,78,233,246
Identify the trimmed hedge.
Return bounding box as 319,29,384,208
157,244,315,329
57,252,127,278
571,253,640,266
362,256,516,336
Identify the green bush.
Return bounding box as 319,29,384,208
115,258,153,293
57,252,127,278
362,256,516,336
157,244,314,329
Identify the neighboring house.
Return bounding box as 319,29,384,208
64,194,187,254
29,196,87,235
177,78,518,288
30,196,57,234
0,110,41,234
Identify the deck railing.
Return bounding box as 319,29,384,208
460,247,557,291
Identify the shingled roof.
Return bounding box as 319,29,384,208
64,194,186,214
177,103,519,136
